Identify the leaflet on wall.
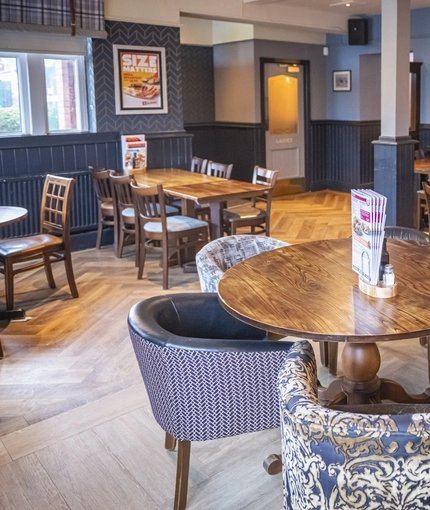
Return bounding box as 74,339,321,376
121,134,147,171
351,189,387,285
113,44,168,115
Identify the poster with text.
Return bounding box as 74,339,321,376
113,45,168,115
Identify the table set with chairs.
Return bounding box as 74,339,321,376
89,158,276,288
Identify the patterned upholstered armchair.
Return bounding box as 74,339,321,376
196,234,289,292
128,293,294,510
278,340,430,510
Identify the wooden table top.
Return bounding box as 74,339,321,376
134,168,269,203
414,159,430,174
0,206,28,227
218,238,430,342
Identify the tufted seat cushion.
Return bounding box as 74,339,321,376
0,234,62,257
144,215,208,233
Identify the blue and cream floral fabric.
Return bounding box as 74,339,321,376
196,234,289,292
278,341,430,510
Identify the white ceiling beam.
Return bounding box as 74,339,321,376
180,0,349,33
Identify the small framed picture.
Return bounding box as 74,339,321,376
333,70,351,92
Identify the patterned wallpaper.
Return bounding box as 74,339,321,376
181,45,215,124
93,21,183,133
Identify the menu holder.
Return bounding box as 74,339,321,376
358,277,398,298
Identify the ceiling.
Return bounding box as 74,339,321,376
245,0,430,16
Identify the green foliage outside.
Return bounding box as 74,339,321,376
48,102,59,131
0,107,20,132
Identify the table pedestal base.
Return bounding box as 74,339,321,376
318,341,430,406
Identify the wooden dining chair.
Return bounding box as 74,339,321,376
190,156,208,174
0,174,79,310
108,171,138,263
131,182,209,289
89,167,115,249
222,166,278,236
206,161,233,179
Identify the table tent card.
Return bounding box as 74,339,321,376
121,134,147,171
351,190,387,285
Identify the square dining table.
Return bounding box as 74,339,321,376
134,168,270,239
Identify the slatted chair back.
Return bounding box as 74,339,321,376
253,166,278,187
40,175,75,242
191,157,208,174
109,171,134,211
89,168,113,204
207,161,233,179
131,182,167,229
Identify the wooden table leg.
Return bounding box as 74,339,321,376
209,202,223,240
321,341,430,406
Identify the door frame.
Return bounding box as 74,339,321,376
260,57,311,191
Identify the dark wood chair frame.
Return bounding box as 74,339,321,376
223,166,278,236
89,167,115,250
206,161,233,179
131,183,209,290
190,156,208,174
0,174,79,310
109,171,137,263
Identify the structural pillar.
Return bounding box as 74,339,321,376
373,0,415,226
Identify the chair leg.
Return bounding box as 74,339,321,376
43,254,56,289
165,432,177,451
0,338,3,359
4,259,14,311
174,440,191,510
137,237,147,280
162,241,169,290
63,251,79,298
96,216,103,250
118,225,125,259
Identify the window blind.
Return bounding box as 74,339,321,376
0,0,106,38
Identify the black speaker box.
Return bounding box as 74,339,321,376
348,19,368,45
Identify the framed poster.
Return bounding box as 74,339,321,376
113,44,168,115
333,70,351,92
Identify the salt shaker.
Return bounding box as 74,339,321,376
383,264,395,287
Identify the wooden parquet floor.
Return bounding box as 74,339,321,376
0,190,427,509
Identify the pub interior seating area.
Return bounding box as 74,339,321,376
1,0,430,509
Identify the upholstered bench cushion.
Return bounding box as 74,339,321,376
0,234,62,257
144,215,208,234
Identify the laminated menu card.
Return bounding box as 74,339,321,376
351,190,387,285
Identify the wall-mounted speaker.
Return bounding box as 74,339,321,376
348,19,368,46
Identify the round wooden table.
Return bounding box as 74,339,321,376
0,206,27,227
218,238,430,406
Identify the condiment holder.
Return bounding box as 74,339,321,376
358,277,398,298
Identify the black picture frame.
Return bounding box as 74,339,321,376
333,70,351,92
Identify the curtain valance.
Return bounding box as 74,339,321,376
0,0,106,38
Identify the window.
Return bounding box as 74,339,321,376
0,52,88,136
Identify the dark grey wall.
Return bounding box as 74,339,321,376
182,45,215,124
93,21,184,133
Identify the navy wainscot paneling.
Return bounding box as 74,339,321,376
309,120,380,191
0,133,121,244
185,122,265,182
